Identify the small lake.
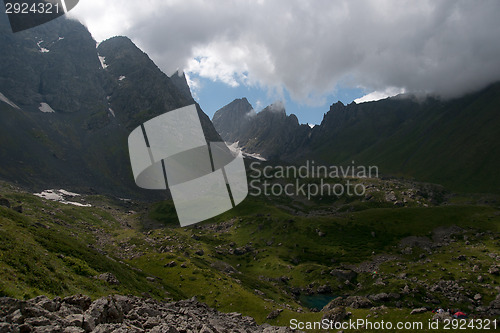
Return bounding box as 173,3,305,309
299,294,338,310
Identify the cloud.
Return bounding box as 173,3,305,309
70,0,500,102
354,87,406,104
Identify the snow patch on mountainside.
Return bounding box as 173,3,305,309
34,189,92,207
98,55,108,69
0,92,20,109
39,103,55,113
227,141,267,161
37,40,50,53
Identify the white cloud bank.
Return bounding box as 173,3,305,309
70,0,500,103
354,87,406,104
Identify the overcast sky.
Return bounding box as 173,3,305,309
70,0,500,124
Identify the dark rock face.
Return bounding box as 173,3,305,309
0,295,298,332
212,100,311,160
212,98,254,143
212,83,500,193
0,15,221,199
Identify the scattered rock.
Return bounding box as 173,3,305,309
322,306,347,323
62,295,92,311
266,309,283,320
0,294,296,333
385,192,397,202
316,285,331,294
368,293,400,302
94,273,120,285
330,269,357,282
0,198,10,209
165,261,177,268
321,297,344,312
410,307,427,315
488,265,499,275
410,308,427,314
344,296,373,309
432,312,452,322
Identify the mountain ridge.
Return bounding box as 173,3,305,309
213,82,500,193
0,14,220,199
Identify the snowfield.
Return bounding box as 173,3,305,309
34,189,92,207
0,92,20,109
39,103,55,113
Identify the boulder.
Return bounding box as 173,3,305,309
63,295,92,311
330,269,357,282
266,309,283,320
344,296,373,309
95,273,120,285
321,306,347,323
0,198,10,209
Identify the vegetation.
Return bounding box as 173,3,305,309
0,177,499,331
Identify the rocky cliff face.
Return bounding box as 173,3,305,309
212,98,254,143
212,100,311,160
213,82,500,193
0,294,298,332
0,13,220,199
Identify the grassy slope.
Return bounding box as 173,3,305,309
310,83,500,194
0,181,499,331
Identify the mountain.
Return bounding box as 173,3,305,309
213,83,500,193
213,100,311,160
0,13,220,199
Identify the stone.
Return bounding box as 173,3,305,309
330,269,357,282
344,296,373,309
432,312,452,322
63,295,92,311
488,265,499,275
0,294,296,332
94,273,120,285
410,307,427,315
0,198,11,208
165,261,177,268
266,309,283,319
321,306,347,323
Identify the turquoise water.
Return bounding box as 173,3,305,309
299,294,337,310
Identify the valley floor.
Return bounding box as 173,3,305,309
0,179,499,332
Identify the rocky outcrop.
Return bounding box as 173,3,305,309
0,14,220,200
0,295,298,332
212,100,311,160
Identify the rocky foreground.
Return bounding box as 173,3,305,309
0,295,298,333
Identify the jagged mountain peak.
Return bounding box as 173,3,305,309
169,70,193,100
0,16,220,199
212,99,310,160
